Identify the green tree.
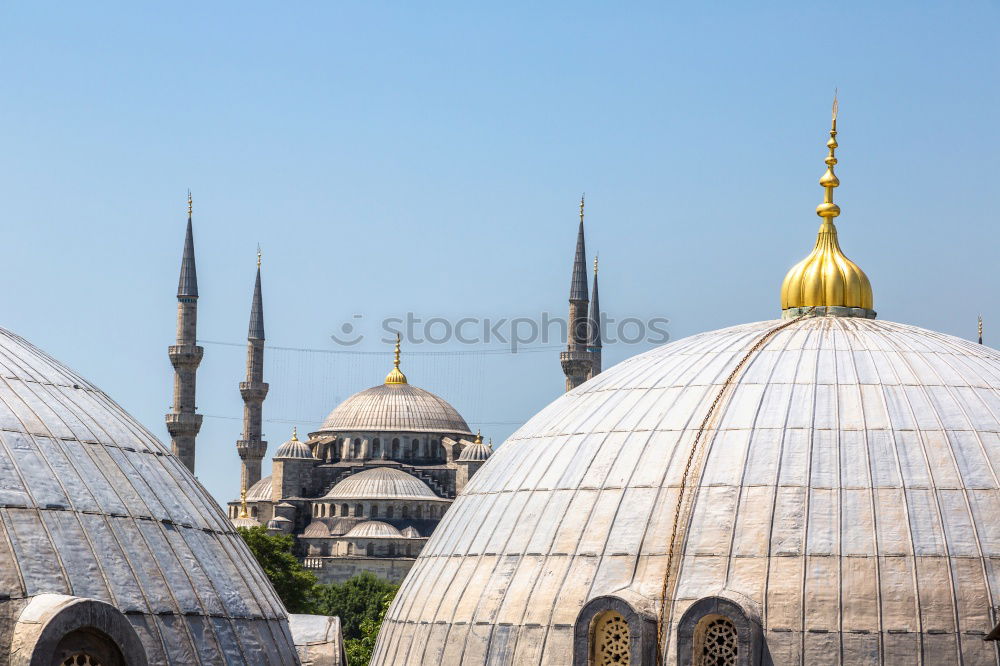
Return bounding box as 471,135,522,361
312,572,399,640
237,526,318,613
344,590,392,666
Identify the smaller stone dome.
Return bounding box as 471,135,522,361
458,437,493,462
401,526,421,538
246,475,273,501
303,520,331,538
345,521,403,538
231,515,261,529
324,467,440,500
274,428,316,459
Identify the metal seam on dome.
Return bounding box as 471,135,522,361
655,308,816,663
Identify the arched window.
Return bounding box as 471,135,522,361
411,439,420,458
371,505,379,518
402,506,409,519
373,438,381,457
694,616,738,666
392,438,400,457
415,505,422,519
386,506,394,518
355,503,363,517
432,439,440,458
591,611,630,665
353,438,361,458
366,542,374,556
341,503,348,516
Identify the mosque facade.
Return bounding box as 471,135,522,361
371,108,1000,665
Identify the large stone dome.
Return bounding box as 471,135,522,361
0,327,298,664
318,383,472,435
373,316,1000,664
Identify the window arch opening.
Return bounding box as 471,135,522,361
590,610,630,665
694,615,738,666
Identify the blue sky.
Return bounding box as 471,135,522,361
1,2,998,504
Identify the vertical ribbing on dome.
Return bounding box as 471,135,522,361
780,97,875,318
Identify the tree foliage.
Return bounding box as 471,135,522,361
312,571,399,639
236,526,318,613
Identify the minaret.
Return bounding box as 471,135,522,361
236,248,269,492
166,192,204,473
560,195,593,391
587,255,602,379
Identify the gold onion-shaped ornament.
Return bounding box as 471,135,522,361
781,99,873,313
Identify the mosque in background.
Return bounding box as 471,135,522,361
371,107,1000,665
164,194,605,584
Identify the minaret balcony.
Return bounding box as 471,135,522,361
239,382,269,401
236,439,268,459
165,412,203,435
168,345,204,364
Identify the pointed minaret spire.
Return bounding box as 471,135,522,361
979,315,984,345
587,254,602,379
560,194,594,392
248,247,265,341
237,249,269,492
166,191,204,473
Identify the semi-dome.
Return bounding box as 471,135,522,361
324,467,440,500
303,520,331,538
400,526,421,538
374,316,1000,664
345,521,403,538
246,475,272,501
0,327,297,663
274,428,315,459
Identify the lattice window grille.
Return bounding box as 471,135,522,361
593,611,630,665
62,654,102,666
697,616,738,666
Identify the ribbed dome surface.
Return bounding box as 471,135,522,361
318,383,472,435
401,526,421,538
374,316,1000,665
274,436,315,459
457,440,493,461
0,328,297,664
302,520,331,538
345,520,403,538
246,475,272,501
324,467,438,500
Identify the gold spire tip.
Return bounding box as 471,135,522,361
238,487,249,519
187,190,193,218
593,254,598,275
256,245,262,269
385,333,408,384
579,193,585,222
291,426,298,441
475,429,482,444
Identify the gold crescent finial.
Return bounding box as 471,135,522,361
291,426,298,441
187,190,193,218
475,429,482,444
257,244,262,269
979,315,984,345
579,193,585,223
593,254,598,275
385,333,408,384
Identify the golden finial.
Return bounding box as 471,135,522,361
979,315,984,345
187,190,193,218
579,193,585,223
475,429,482,444
257,244,262,269
238,487,249,519
385,333,408,384
593,254,598,276
780,96,873,317
291,426,298,441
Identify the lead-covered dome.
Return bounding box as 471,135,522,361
345,521,403,538
374,316,1000,665
0,328,298,664
318,383,472,435
274,428,315,459
324,467,439,500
